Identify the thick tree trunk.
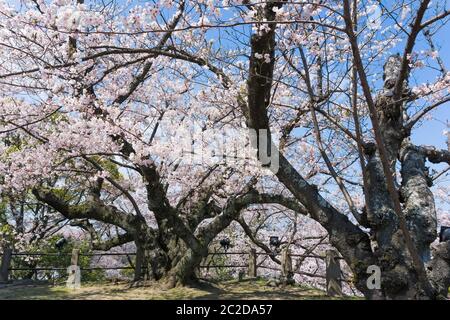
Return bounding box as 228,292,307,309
133,246,171,282
164,248,206,288
429,242,450,298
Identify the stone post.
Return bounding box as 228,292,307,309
281,248,294,285
326,249,342,296
67,248,81,289
281,248,292,277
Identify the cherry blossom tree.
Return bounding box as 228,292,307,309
0,0,449,299
0,0,297,287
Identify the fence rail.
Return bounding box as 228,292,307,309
8,267,135,271
0,248,345,296
10,252,137,257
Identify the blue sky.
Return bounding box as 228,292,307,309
410,17,449,150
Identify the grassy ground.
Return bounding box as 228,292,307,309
0,279,357,300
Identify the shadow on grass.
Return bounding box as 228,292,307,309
0,279,356,300
192,279,340,300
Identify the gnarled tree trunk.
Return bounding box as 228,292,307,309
242,0,450,300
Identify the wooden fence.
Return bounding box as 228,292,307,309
0,247,346,296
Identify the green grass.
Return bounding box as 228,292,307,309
0,279,358,300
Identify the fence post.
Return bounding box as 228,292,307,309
281,248,292,277
0,247,12,283
67,248,81,289
134,245,144,281
326,249,342,296
71,249,80,266
247,248,257,278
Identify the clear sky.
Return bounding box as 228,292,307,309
410,19,449,151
